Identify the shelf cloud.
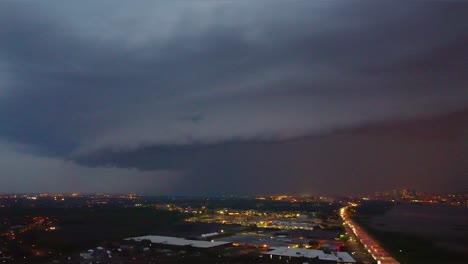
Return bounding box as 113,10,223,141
0,1,466,194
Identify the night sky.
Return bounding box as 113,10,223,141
0,1,467,195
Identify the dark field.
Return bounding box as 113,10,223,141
0,207,185,252
354,203,468,264
369,204,468,252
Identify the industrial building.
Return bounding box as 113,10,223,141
263,247,356,264
126,235,231,249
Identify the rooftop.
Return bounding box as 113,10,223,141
264,247,356,263
125,235,230,248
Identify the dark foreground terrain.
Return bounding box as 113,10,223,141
353,202,468,264
0,207,185,262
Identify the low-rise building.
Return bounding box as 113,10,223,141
80,248,112,264
126,235,231,249
263,247,355,264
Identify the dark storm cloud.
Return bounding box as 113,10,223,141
0,141,181,194
76,109,468,195
0,1,467,194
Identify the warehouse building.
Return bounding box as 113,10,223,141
263,247,356,264
126,235,231,249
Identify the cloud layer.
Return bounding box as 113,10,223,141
0,1,466,194
0,141,180,194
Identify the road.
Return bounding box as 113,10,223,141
343,227,374,264
340,205,400,264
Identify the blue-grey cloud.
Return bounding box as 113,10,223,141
0,141,181,194
76,109,467,195
0,1,467,194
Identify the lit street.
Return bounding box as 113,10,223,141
340,205,400,264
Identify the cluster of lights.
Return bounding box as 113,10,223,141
340,205,400,264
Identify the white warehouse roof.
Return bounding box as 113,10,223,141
264,247,356,263
125,235,230,248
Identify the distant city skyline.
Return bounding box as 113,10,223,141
0,1,467,195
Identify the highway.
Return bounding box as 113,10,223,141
340,205,400,264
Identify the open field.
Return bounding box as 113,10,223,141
1,207,185,253
353,203,468,264
368,204,468,253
